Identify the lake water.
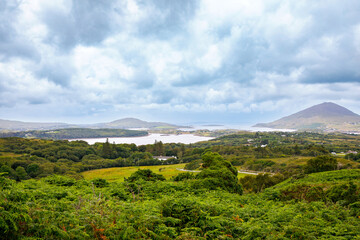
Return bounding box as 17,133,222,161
70,133,214,145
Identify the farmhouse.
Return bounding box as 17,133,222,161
153,156,177,161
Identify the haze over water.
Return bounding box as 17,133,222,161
71,133,214,145
71,124,296,145
181,124,296,132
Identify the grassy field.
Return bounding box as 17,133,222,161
0,152,22,157
237,172,249,178
262,156,312,165
81,164,252,182
82,164,187,182
243,156,355,166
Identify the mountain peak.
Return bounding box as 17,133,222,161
293,102,358,118
254,102,360,131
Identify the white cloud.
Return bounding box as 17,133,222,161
1,0,360,123
353,24,360,52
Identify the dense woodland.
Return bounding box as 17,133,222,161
1,131,360,239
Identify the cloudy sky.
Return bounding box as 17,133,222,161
1,0,360,125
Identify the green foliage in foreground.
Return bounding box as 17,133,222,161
1,169,360,239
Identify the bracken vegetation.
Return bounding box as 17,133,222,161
1,131,360,239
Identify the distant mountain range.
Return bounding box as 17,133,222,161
0,119,72,131
97,118,179,129
254,102,360,131
0,117,180,131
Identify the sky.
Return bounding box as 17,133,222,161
1,0,360,125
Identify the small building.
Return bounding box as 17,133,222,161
153,156,177,161
346,151,358,154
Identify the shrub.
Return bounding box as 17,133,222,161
195,152,243,194
126,169,166,182
161,198,204,230
305,155,338,173
91,178,109,188
44,175,76,186
240,173,285,193
172,172,195,181
326,182,359,206
184,159,202,170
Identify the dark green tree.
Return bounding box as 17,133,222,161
305,155,338,173
26,163,41,178
15,166,28,180
101,138,112,159
0,165,17,179
195,152,242,194
126,169,165,182
240,173,284,193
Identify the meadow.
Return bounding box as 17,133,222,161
82,164,252,181
81,163,187,181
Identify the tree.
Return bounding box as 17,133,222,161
153,141,165,156
305,155,338,173
195,152,242,194
101,138,112,159
26,163,41,178
0,165,17,179
240,173,284,193
126,169,165,182
293,144,301,155
15,166,28,180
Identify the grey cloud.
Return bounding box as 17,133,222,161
254,92,290,103
26,96,49,105
0,74,8,95
135,0,199,39
0,99,16,108
2,0,360,122
216,2,360,86
35,60,75,87
130,64,155,89
307,1,360,35
42,0,117,50
0,1,39,60
301,72,360,84
298,38,360,84
172,69,215,87
151,90,174,104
